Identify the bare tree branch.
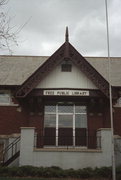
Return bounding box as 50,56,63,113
0,0,9,6
0,0,26,54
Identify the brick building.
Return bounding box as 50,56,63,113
0,28,121,168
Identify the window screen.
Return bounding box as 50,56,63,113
58,105,73,113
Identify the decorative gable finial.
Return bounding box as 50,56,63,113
65,26,69,42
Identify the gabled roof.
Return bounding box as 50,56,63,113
0,29,121,98
0,56,48,86
0,56,121,87
15,28,109,98
86,57,121,87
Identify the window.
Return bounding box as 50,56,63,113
61,60,72,72
118,97,121,107
44,114,56,127
75,106,87,128
114,97,121,107
44,104,87,146
61,64,72,72
0,92,10,105
59,115,73,128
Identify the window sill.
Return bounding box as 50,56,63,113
0,103,19,107
34,147,102,153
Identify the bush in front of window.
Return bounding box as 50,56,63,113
0,165,114,179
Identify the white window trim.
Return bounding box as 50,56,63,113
44,104,87,147
0,92,10,105
0,91,18,106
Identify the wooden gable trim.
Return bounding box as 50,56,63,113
16,42,110,98
69,43,109,97
16,43,65,97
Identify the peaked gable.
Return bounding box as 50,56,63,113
16,43,65,97
69,43,109,97
16,40,109,97
36,62,98,89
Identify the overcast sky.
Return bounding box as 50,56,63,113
1,0,121,57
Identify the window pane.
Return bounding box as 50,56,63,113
75,106,86,113
61,64,72,72
118,97,121,106
0,94,10,104
59,115,73,128
45,105,56,113
44,114,56,127
75,114,87,128
58,105,73,113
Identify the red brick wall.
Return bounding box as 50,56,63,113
87,99,109,134
0,106,29,135
0,99,121,138
0,105,44,137
114,107,121,136
29,114,44,147
0,95,44,136
29,114,43,133
103,106,111,128
88,114,104,132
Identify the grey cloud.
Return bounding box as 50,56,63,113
1,0,121,57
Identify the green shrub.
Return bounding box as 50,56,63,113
116,165,121,180
94,166,112,178
0,165,120,178
64,168,77,178
0,167,9,176
33,167,45,177
42,167,65,178
50,166,62,170
116,165,121,174
7,167,20,176
19,165,40,177
77,167,93,178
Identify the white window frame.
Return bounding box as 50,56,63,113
0,92,11,105
44,104,87,147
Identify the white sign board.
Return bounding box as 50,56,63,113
43,90,89,96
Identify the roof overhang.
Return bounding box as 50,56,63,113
15,41,111,98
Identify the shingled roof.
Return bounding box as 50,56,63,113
0,55,121,87
0,56,48,86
